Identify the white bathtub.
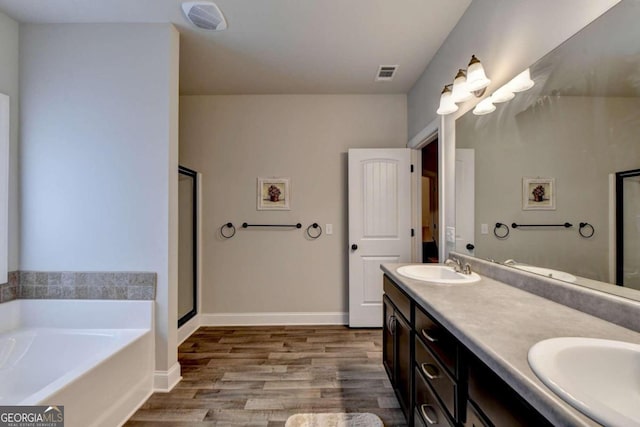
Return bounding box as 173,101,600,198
0,299,154,427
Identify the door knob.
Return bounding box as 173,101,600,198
466,243,475,250
351,244,358,250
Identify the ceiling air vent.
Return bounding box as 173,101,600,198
182,1,227,31
376,65,398,81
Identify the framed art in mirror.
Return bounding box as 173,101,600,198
522,177,555,210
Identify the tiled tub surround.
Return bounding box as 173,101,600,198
0,271,19,303
382,263,640,426
450,251,640,333
0,271,156,303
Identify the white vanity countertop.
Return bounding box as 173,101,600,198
381,263,640,427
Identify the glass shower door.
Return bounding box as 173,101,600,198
178,166,197,327
616,169,640,289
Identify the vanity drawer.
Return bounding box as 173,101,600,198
384,275,411,321
414,407,427,427
416,336,456,419
415,366,454,427
415,306,458,377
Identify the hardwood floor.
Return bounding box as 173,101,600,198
125,326,407,427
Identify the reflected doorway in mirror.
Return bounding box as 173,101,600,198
523,177,556,210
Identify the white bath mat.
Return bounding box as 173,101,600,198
285,413,383,427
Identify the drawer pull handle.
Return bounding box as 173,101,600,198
420,404,439,425
387,315,396,335
421,363,440,380
421,329,439,343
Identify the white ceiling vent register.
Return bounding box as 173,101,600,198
181,1,227,31
376,65,398,81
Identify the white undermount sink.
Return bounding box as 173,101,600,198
528,337,640,427
396,265,481,284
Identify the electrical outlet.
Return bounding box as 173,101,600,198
326,224,333,235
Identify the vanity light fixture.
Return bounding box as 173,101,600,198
437,85,459,115
507,68,535,92
451,69,473,103
436,54,492,115
490,86,515,103
473,67,535,115
473,97,496,115
465,55,491,94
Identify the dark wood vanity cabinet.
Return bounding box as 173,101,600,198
382,274,552,427
383,277,412,420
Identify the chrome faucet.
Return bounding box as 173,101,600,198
445,258,463,272
462,263,472,275
445,258,472,275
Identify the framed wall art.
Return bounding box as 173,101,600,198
522,177,555,210
257,177,290,210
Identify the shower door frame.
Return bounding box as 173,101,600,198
615,168,640,287
178,165,198,327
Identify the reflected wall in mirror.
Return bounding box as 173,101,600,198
455,0,640,299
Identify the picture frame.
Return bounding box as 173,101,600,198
522,177,555,210
257,177,290,210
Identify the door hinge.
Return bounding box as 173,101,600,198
411,228,415,237
410,164,414,173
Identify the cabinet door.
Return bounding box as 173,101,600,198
382,296,395,380
396,312,412,417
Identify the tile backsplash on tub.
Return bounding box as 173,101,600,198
0,271,156,303
0,271,19,303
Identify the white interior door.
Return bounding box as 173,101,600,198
455,149,475,254
348,148,412,327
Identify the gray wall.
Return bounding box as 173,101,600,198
457,96,640,282
0,11,19,273
179,94,407,318
19,24,180,374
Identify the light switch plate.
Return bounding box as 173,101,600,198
446,226,456,243
481,223,489,234
326,224,333,235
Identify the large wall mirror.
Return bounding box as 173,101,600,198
455,0,640,300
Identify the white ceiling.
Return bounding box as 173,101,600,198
0,0,472,95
